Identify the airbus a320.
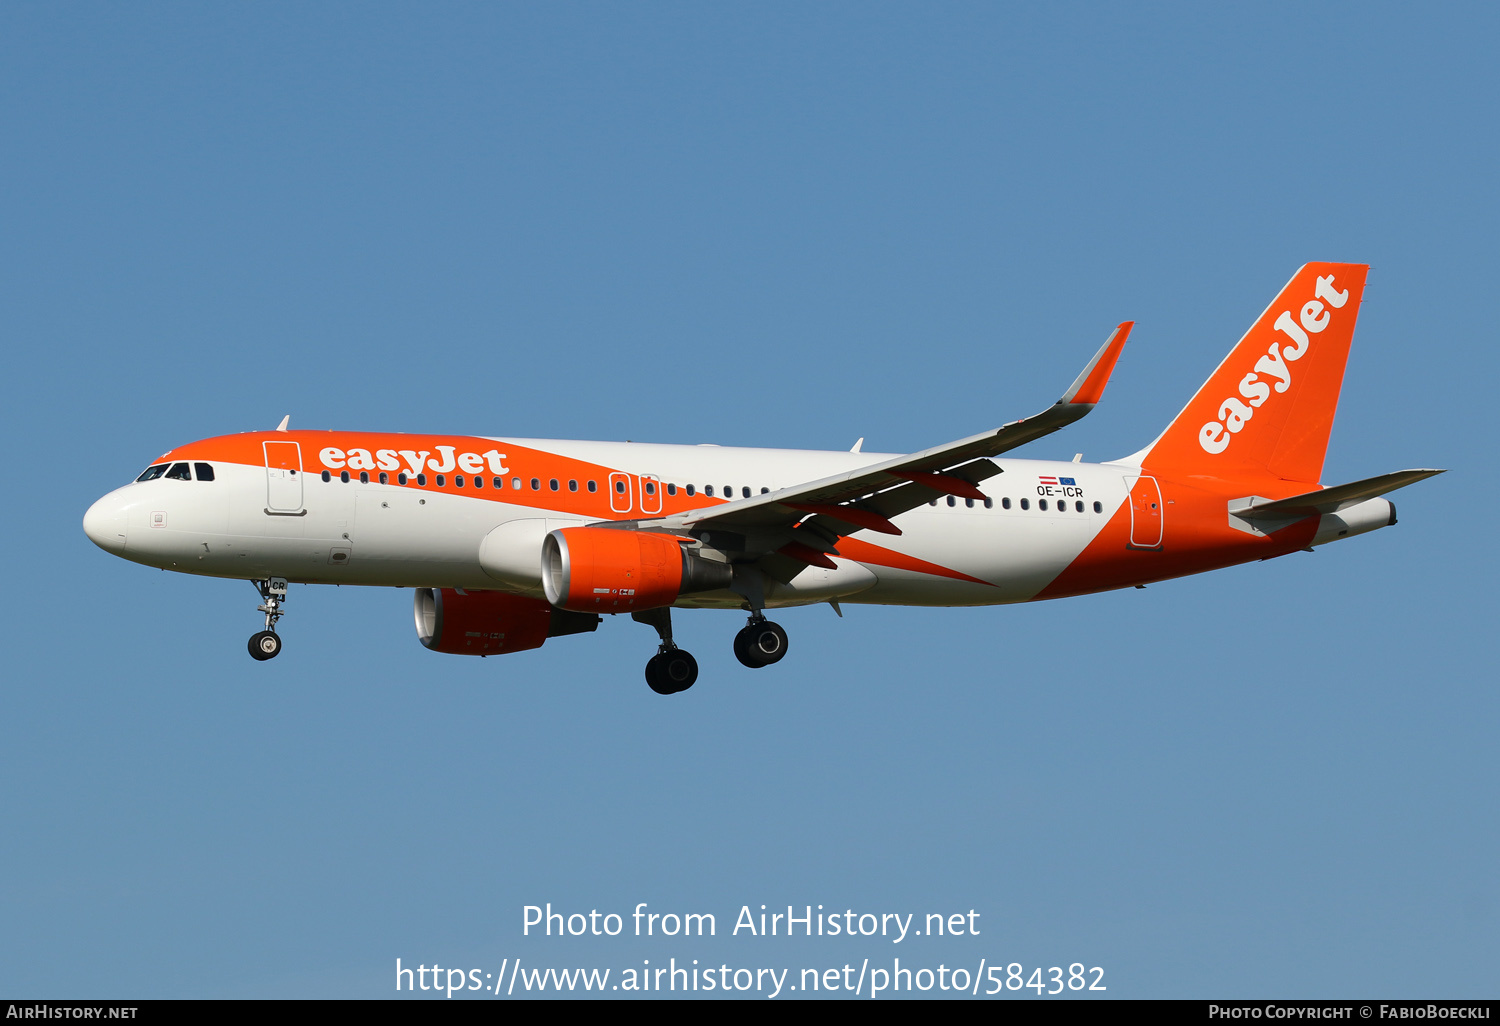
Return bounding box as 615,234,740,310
83,263,1441,694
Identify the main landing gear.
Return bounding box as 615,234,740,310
733,614,788,669
633,607,791,694
248,577,288,661
633,608,698,695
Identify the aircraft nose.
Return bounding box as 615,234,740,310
83,492,128,553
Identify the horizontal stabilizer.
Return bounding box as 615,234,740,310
1230,469,1445,520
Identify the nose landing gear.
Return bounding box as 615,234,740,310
248,578,288,661
733,614,788,668
248,630,282,660
633,608,698,695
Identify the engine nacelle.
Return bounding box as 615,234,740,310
413,588,600,656
541,527,733,613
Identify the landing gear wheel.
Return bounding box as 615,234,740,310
645,654,672,695
659,649,698,692
646,649,698,694
734,620,788,668
248,631,282,661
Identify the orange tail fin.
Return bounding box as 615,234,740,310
1135,262,1369,485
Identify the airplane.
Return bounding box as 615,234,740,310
83,262,1442,694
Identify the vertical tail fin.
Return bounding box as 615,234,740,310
1135,262,1368,484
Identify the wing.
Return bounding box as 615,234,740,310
602,322,1133,579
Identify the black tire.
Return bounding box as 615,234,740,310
734,621,788,668
645,654,676,695
248,631,282,661
732,630,753,667
657,649,698,692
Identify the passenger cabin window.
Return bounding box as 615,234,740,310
666,483,677,496
166,463,191,481
194,463,215,481
705,485,714,497
530,478,540,490
136,463,170,482
321,470,331,482
614,480,626,494
685,484,695,496
588,480,598,493
1020,498,1029,510
435,475,446,486
455,476,464,487
644,481,656,496
1002,497,1011,509
549,479,559,491
340,471,351,483
569,479,578,492
398,473,408,485
1039,499,1048,511
983,497,993,508
1075,500,1084,512
417,473,427,486
360,471,370,483
379,472,389,484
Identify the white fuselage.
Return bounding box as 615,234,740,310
84,438,1134,609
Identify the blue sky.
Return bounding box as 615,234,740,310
1,3,1494,998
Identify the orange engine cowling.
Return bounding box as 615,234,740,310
541,527,733,613
413,588,600,656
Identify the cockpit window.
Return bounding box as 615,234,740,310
136,464,169,482
165,463,192,480
194,463,215,482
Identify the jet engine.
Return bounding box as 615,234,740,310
413,588,600,656
541,527,733,613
